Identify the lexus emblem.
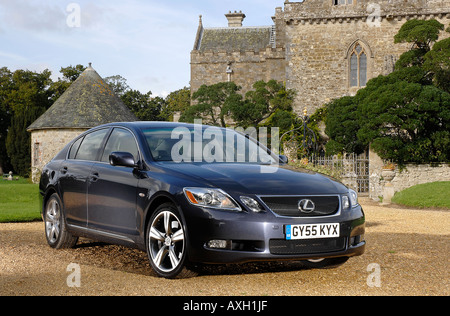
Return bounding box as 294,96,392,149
298,199,315,213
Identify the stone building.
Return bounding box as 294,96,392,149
27,64,137,182
191,11,286,95
191,0,450,115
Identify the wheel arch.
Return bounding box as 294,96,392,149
42,186,59,215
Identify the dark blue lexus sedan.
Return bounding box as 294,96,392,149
40,122,365,278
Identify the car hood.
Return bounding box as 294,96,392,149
159,162,347,196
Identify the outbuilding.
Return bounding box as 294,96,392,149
27,64,137,182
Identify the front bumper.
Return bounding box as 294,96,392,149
184,204,365,264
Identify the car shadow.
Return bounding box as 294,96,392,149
72,238,309,277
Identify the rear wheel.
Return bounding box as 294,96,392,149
44,193,78,249
146,203,197,279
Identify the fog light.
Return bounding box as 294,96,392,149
207,240,228,249
350,234,365,246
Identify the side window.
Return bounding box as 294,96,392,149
68,136,84,159
101,128,139,163
75,129,109,161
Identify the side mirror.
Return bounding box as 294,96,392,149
109,152,137,168
279,155,289,164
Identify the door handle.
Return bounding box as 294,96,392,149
90,172,99,182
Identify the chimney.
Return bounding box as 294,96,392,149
225,11,246,27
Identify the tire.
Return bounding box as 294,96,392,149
302,257,349,269
146,203,197,279
44,193,78,249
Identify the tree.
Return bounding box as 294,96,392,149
423,27,450,93
104,75,130,97
325,96,365,155
162,87,190,121
5,69,53,176
181,82,242,127
356,79,450,164
0,67,14,173
121,89,166,121
394,19,445,86
230,80,295,128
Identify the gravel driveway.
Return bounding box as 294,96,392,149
1,198,448,296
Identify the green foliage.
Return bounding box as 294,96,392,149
104,75,130,97
181,82,242,127
0,180,40,223
3,69,53,176
423,37,450,93
182,80,296,129
391,181,450,209
231,80,295,128
121,89,166,121
163,87,191,121
325,96,364,155
356,80,450,164
394,19,444,50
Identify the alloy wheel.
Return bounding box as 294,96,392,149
148,210,185,274
45,198,61,244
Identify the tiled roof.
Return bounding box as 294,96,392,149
28,65,137,131
197,26,274,52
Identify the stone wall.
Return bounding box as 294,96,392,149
30,128,86,183
190,47,286,94
368,148,450,203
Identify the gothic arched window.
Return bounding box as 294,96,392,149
349,43,367,87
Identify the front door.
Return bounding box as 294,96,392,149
87,128,140,236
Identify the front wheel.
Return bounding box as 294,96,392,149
146,203,197,279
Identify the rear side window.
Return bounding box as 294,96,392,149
68,137,84,159
101,128,139,163
75,129,109,161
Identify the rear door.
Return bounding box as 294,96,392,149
59,129,109,227
87,127,140,236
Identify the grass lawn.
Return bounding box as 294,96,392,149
392,181,450,209
0,178,41,222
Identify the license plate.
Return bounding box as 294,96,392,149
285,223,340,240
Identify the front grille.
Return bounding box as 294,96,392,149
269,237,346,255
260,195,340,217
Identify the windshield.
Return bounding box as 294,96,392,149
142,126,277,164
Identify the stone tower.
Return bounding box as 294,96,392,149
27,64,137,182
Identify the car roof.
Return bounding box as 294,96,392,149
97,121,227,131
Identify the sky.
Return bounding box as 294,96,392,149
0,0,286,97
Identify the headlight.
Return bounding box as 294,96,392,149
240,196,265,213
342,189,359,209
183,188,241,211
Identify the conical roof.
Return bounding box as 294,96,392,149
28,64,137,131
